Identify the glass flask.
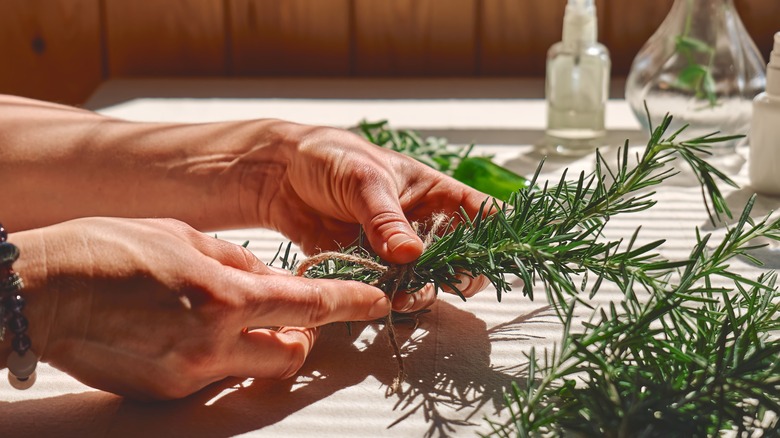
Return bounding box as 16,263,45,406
625,0,766,153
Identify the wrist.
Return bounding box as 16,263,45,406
71,118,246,231
88,117,310,231
229,119,314,229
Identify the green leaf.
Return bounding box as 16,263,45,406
674,64,708,92
675,35,714,54
453,157,533,200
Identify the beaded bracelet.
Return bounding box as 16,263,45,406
0,223,37,389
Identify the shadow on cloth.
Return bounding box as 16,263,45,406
0,300,551,438
708,187,780,270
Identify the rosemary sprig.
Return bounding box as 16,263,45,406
357,120,532,199
485,198,780,436
357,119,469,175
411,114,737,302
346,115,740,303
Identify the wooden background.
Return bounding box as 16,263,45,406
0,0,777,106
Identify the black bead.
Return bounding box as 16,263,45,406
8,314,28,334
0,242,19,267
12,333,31,354
8,294,25,312
0,224,6,242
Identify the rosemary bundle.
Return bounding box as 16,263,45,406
278,114,780,434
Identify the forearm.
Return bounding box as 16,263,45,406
0,94,300,231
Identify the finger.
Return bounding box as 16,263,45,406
459,188,496,224
267,266,292,276
137,218,271,275
428,175,495,225
172,223,272,275
210,243,269,274
441,273,491,298
230,272,391,328
392,284,437,313
352,187,424,265
224,327,319,380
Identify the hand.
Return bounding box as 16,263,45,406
251,125,492,310
13,217,391,400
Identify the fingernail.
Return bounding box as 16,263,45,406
387,232,417,253
369,296,391,319
459,275,473,292
397,294,415,313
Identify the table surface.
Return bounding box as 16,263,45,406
1,78,774,437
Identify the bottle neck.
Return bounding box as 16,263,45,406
768,67,779,96
561,7,597,47
668,0,736,27
660,0,750,60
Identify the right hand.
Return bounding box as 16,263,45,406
12,217,391,400
241,124,493,311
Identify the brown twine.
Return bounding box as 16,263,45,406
295,213,450,396
294,252,388,278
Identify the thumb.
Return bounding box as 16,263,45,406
355,192,423,264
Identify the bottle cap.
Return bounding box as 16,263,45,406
567,0,595,15
770,32,780,70
766,32,780,95
569,0,594,8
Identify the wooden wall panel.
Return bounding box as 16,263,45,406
0,0,102,105
1,0,778,106
105,0,226,76
354,0,478,76
230,0,351,75
480,0,571,76
736,0,780,63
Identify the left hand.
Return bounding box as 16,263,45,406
13,217,392,400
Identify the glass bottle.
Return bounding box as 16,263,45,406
625,0,766,153
544,0,611,156
749,32,780,195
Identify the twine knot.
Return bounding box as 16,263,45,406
294,213,449,395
